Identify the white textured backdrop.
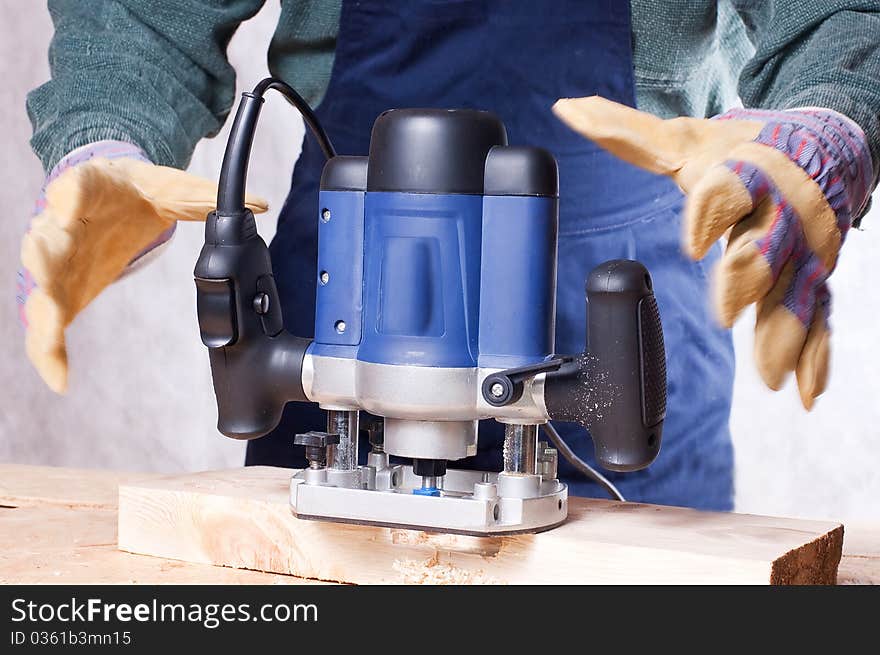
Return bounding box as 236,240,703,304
1,2,877,521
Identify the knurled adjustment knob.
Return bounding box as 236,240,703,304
293,431,340,468
413,458,447,478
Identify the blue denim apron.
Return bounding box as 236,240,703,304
246,0,736,511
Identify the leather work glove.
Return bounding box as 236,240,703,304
18,141,268,393
553,98,874,409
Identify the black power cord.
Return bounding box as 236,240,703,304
541,422,625,502
217,77,336,216
251,78,336,160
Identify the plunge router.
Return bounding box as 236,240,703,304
194,78,667,535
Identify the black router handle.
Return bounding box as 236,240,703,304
194,208,311,440
195,79,335,440
545,260,667,472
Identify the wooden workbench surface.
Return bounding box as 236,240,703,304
0,464,315,585
1,464,878,584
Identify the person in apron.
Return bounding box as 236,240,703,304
26,3,872,513
245,1,736,511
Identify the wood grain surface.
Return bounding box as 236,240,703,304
118,466,845,585
0,465,314,585
3,464,876,584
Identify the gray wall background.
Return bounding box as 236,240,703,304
1,2,877,521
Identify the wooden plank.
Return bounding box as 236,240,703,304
0,464,154,510
118,466,844,585
839,522,880,585
0,464,319,584
0,503,319,584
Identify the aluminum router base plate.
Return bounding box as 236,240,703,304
289,466,568,535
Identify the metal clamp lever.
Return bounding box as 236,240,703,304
482,357,572,407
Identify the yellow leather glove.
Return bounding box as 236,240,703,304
19,143,267,393
553,97,874,409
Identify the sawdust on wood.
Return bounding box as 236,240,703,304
392,553,503,585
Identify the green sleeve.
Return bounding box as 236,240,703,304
730,0,880,188
27,0,266,172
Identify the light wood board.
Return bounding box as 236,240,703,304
118,466,845,584
0,505,322,584
0,464,317,585
0,464,150,510
838,522,880,585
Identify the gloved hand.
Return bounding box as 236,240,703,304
18,141,268,393
552,98,874,409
